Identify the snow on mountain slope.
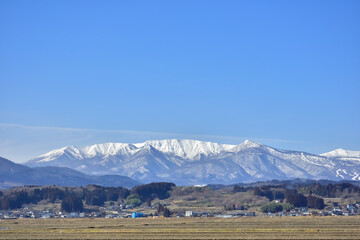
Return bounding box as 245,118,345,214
320,148,360,181
82,143,138,157
34,146,84,162
26,146,85,170
135,139,235,160
229,139,262,151
25,139,360,184
321,149,360,160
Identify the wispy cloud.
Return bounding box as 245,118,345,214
0,122,299,163
0,122,294,145
0,123,153,134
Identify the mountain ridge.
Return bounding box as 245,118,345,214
0,156,141,189
25,139,360,185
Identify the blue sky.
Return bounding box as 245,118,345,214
1,0,359,163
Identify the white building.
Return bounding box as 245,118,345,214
185,211,193,217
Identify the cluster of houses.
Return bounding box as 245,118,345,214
184,211,256,218
1,202,359,219
328,203,359,216
264,203,360,217
0,208,86,219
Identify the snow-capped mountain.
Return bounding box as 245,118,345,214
25,139,360,185
319,149,360,181
320,149,360,161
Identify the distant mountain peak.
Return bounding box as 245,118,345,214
45,145,75,154
35,145,82,162
230,139,263,152
321,148,360,158
241,139,262,147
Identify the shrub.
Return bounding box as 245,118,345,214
260,202,283,213
125,194,142,207
282,203,294,212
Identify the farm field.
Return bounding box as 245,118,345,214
1,216,360,239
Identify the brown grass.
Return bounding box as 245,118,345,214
1,216,360,239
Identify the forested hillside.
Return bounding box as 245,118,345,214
1,181,359,216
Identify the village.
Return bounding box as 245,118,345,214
0,201,359,220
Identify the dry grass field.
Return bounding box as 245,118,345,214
1,216,360,239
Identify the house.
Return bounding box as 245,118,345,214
41,213,52,219
330,208,343,216
185,211,210,217
176,212,184,217
185,211,193,217
69,212,79,218
214,214,233,218
299,207,308,213
192,212,208,217
266,213,276,217
90,212,99,218
198,212,210,217
244,212,256,217
317,211,326,216
347,204,358,214
302,211,310,216
227,212,245,217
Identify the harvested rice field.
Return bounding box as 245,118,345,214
1,216,360,239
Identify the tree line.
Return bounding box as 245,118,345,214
0,182,176,212
0,185,130,212
236,181,360,210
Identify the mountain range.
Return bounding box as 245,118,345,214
0,157,140,189
25,139,360,185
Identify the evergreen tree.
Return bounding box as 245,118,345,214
131,182,175,201
157,203,171,217
285,191,307,207
307,195,325,209
61,196,83,212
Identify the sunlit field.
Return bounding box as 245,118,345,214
1,216,360,239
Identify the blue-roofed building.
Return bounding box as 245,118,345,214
131,212,143,218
